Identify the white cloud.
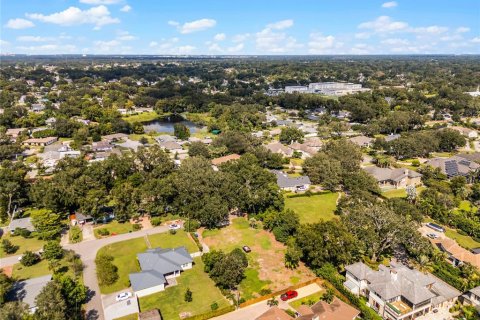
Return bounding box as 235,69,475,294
79,0,122,4
0,39,10,47
456,27,470,33
381,38,410,45
412,25,448,35
382,1,398,8
213,33,226,41
17,35,56,42
26,5,119,29
255,20,300,53
120,5,131,12
207,42,244,54
308,33,342,54
471,37,480,43
16,44,76,53
266,19,294,30
358,16,408,33
5,18,35,29
169,18,216,34
227,43,244,53
116,30,135,41
176,45,196,54
149,38,194,54
350,44,371,54
149,41,158,47
232,33,250,43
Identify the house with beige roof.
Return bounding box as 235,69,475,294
296,297,360,320
344,260,460,320
363,166,422,189
349,135,374,148
430,237,480,269
265,142,294,157
450,126,478,139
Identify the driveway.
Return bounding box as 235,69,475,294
212,282,323,320
103,289,138,320
65,225,169,320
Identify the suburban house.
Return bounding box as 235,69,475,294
129,247,193,297
8,217,35,234
6,128,27,141
265,142,294,157
430,237,480,269
385,134,401,142
23,137,58,147
363,166,422,189
31,103,45,113
102,133,128,142
425,155,480,180
450,126,478,139
462,286,480,311
91,141,113,152
296,297,360,320
344,260,461,320
45,117,56,126
211,154,241,166
272,170,311,192
159,141,183,153
69,212,93,226
349,135,374,148
255,307,293,320
7,275,52,313
289,142,317,158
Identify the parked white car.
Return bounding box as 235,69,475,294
168,224,181,230
116,292,132,301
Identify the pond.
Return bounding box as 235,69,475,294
143,114,204,133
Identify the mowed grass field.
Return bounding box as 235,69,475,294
0,233,45,258
96,230,197,294
202,218,315,300
139,258,229,320
284,192,339,224
445,228,480,250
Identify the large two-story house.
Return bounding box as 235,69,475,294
344,260,460,320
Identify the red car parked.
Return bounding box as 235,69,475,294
280,290,298,301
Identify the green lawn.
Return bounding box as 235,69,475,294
382,186,426,199
289,291,325,310
96,231,198,294
284,192,339,224
0,233,45,258
239,268,271,300
455,200,478,213
147,230,198,253
113,314,138,320
13,257,72,281
94,221,136,238
122,111,159,123
128,133,157,144
445,228,480,250
139,258,229,320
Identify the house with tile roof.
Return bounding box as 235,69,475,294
255,307,293,320
296,297,360,320
344,260,460,320
430,237,480,269
129,247,193,297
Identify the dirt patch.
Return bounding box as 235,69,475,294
202,218,315,294
2,266,13,277
130,216,152,230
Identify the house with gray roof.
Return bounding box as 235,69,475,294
426,155,480,181
363,166,422,189
462,286,480,314
8,217,35,234
349,135,374,148
129,247,193,297
385,134,401,142
271,170,311,192
7,274,52,312
344,260,460,320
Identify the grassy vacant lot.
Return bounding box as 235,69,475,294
284,192,339,224
96,231,198,294
122,111,159,123
139,258,229,320
0,233,45,258
289,291,325,309
382,186,426,199
202,218,315,300
94,221,135,238
446,228,480,250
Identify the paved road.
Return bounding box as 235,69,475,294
212,283,323,320
64,225,170,320
0,253,24,268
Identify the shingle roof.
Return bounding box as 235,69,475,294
8,217,35,232
271,170,311,188
364,166,422,183
8,274,52,309
129,270,166,291
426,156,480,177
211,154,241,166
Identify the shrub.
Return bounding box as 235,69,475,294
260,288,272,296
184,219,201,232
184,305,235,320
69,226,82,243
1,239,18,254
96,228,110,236
210,302,218,311
95,254,118,286
169,229,177,235
150,217,162,226
411,159,420,167
21,251,40,266
13,228,31,238
43,241,64,261
132,223,142,231
184,287,193,302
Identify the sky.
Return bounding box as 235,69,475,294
1,0,479,55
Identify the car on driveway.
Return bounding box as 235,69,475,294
116,292,132,302
168,224,181,230
280,290,298,301
242,245,251,253
427,233,438,239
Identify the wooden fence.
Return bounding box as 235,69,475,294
238,277,323,308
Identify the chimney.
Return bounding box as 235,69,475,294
390,269,398,281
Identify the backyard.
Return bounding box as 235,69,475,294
96,230,198,294
445,228,480,250
382,186,426,199
284,192,339,224
139,257,230,320
289,291,325,309
0,233,45,258
202,218,316,300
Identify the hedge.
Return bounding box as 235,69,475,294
316,264,382,320
184,305,235,320
285,190,332,199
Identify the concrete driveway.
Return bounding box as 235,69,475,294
103,289,138,320
212,282,323,320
